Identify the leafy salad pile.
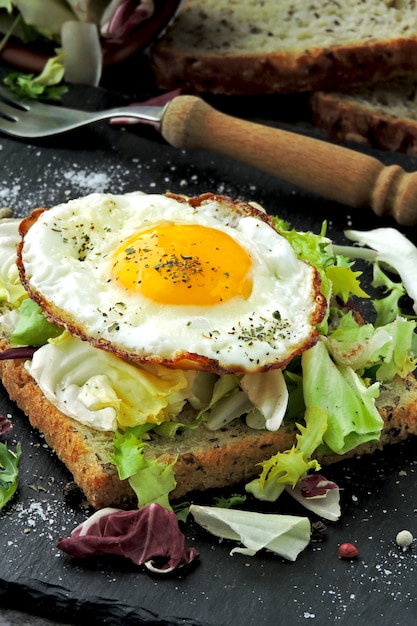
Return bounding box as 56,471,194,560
0,1,180,88
1,214,417,562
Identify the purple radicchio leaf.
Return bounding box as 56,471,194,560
0,346,38,361
57,504,199,573
286,474,341,522
102,0,154,42
299,474,339,499
0,414,12,436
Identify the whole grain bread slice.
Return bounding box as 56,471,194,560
2,343,417,510
150,1,417,95
311,78,417,156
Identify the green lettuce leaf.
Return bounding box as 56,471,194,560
372,263,407,326
4,54,68,100
198,374,252,430
324,312,391,372
200,368,290,433
0,441,21,509
0,219,27,308
11,298,62,346
113,427,176,510
172,501,191,523
302,340,383,455
112,425,153,479
12,0,76,39
283,368,305,421
375,318,417,381
190,505,311,561
324,312,416,381
212,494,247,509
27,332,192,431
0,272,26,308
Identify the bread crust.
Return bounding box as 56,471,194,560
2,344,417,510
151,32,417,95
311,89,417,156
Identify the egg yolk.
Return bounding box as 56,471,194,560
111,223,253,305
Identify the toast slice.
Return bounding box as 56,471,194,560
311,78,417,156
2,345,417,510
150,1,417,95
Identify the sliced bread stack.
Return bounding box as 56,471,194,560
150,0,417,95
311,78,417,156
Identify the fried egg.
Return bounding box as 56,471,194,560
18,192,326,374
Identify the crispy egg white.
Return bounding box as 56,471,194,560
18,192,326,374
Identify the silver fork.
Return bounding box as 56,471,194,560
0,86,416,226
0,86,164,137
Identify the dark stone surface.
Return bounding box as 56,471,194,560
1,55,417,626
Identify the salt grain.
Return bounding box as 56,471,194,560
63,170,110,191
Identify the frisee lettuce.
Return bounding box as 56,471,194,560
246,405,327,501
272,219,372,333
325,264,369,302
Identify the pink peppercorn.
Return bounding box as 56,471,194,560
338,543,359,559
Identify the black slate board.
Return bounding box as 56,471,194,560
1,67,417,626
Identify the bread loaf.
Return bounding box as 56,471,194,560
150,1,417,95
311,78,417,156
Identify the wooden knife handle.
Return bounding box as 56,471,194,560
161,95,417,226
